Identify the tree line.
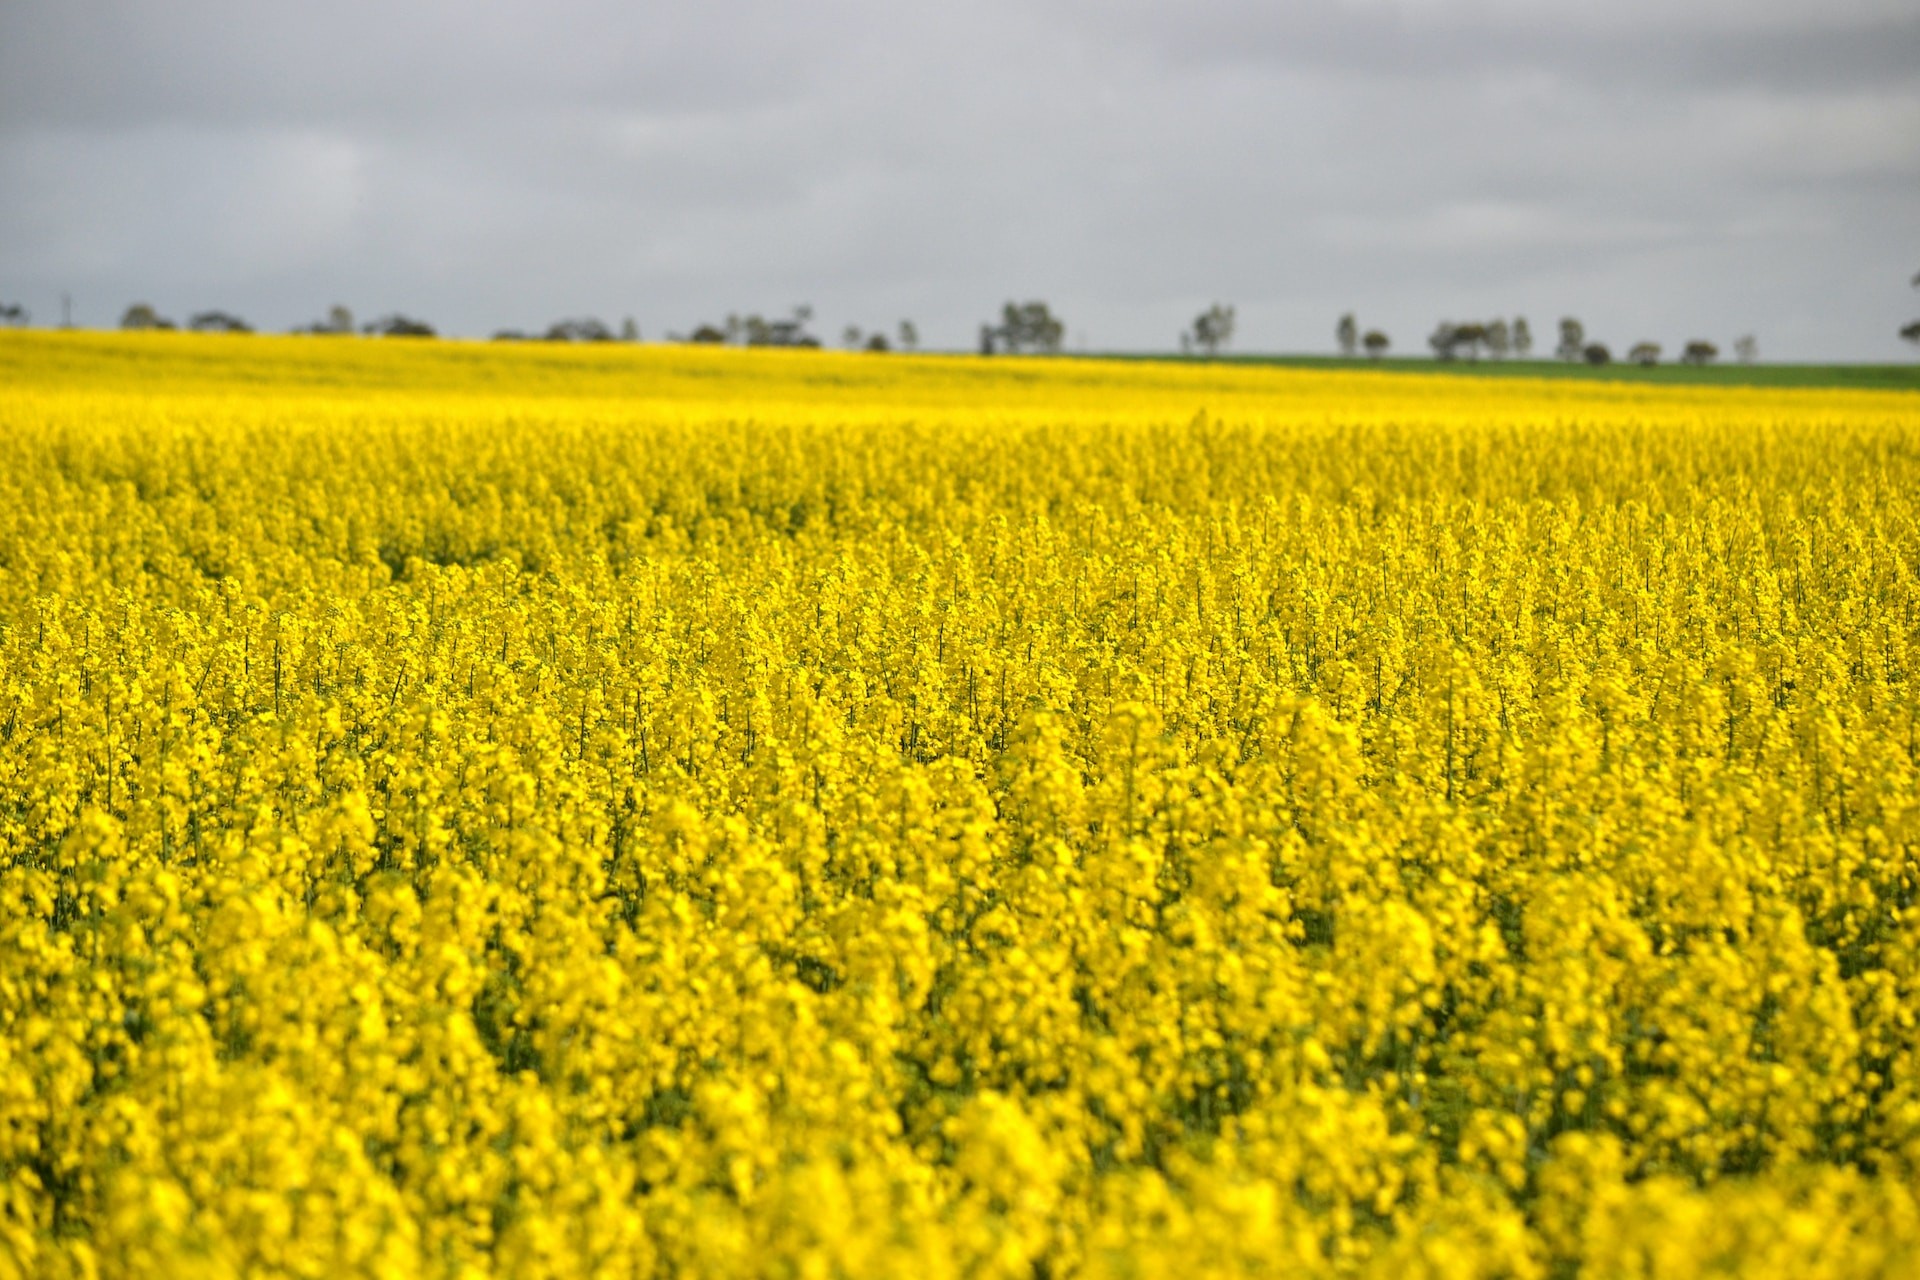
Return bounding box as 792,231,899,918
10,284,1917,357
113,302,439,338
662,308,920,353
1417,316,1755,367
86,301,927,352
2,295,1057,357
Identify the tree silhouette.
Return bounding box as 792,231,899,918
1556,318,1585,362
1186,304,1236,356
1512,317,1532,359
731,307,818,347
1485,318,1511,359
1362,330,1389,359
1627,342,1660,366
294,305,355,335
1336,312,1358,357
1680,340,1718,366
546,318,613,342
982,301,1064,355
121,303,176,331
189,310,252,334
1905,271,1920,351
363,314,435,338
1430,322,1484,360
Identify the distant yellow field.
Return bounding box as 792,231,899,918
4,332,1920,1277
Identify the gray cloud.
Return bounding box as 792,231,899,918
1,0,1915,358
1080,0,1920,94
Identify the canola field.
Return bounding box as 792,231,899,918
3,331,1920,1278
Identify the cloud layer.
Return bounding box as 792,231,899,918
2,1,1915,357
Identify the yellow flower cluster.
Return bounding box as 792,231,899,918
3,331,1919,1277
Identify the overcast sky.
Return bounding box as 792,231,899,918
2,1,1916,358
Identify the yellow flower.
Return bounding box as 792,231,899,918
2,329,1918,1275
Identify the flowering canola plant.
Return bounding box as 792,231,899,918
3,331,1920,1277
